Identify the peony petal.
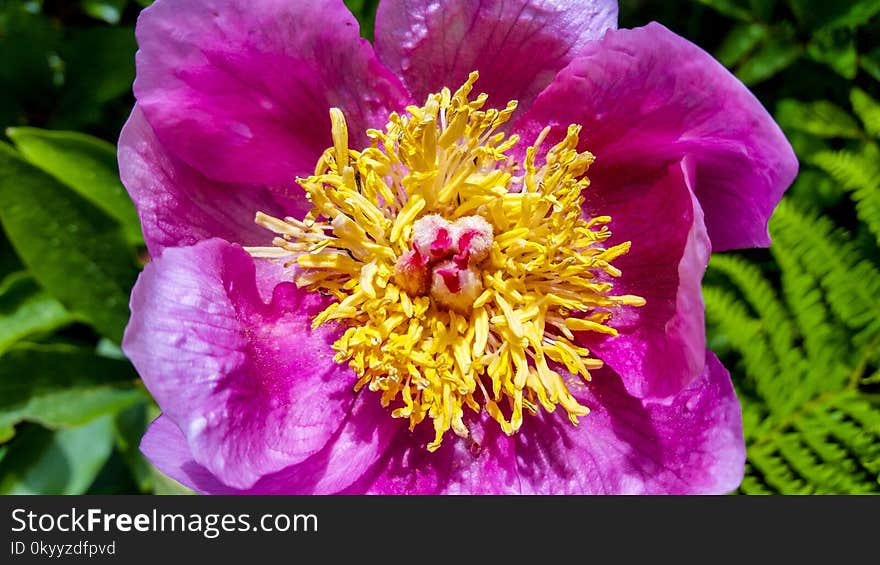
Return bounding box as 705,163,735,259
124,238,356,490
142,393,399,494
144,353,744,494
140,415,239,494
577,160,709,400
118,106,301,257
346,410,520,494
248,393,400,494
514,351,745,494
134,0,409,188
375,0,616,114
515,22,797,251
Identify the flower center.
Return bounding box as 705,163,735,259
393,214,493,312
247,72,644,451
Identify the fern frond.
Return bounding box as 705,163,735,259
767,243,849,398
770,198,880,342
746,392,880,494
851,88,880,138
703,286,783,401
774,98,862,138
811,144,880,245
739,468,775,495
747,444,812,494
706,195,880,493
707,254,797,366
863,369,880,385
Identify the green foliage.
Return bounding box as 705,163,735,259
775,99,862,139
685,0,880,494
790,89,880,246
707,201,880,494
81,0,129,25
0,343,144,442
7,127,143,245
0,272,72,355
705,89,880,492
812,146,880,245
345,0,379,40
0,417,116,494
863,47,880,81
0,143,139,342
692,0,880,85
737,28,804,85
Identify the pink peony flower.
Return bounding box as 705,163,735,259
120,0,797,494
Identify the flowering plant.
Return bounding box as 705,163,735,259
120,0,797,494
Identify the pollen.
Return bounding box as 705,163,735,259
246,72,645,451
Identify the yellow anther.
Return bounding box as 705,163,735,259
329,107,349,168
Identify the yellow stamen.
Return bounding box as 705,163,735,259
246,72,644,451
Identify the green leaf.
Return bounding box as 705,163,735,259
96,337,127,360
52,27,137,131
695,0,754,21
735,34,802,85
812,145,880,246
0,272,72,355
0,344,142,442
0,234,23,280
716,23,768,68
789,0,880,31
861,47,880,82
0,143,138,342
775,99,862,138
6,127,143,246
807,28,857,79
113,400,154,493
344,0,378,41
745,0,777,21
80,0,127,24
786,168,841,211
0,418,115,495
0,3,62,127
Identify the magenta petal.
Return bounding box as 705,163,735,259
251,394,399,494
140,415,239,494
142,394,398,494
516,22,797,251
124,238,357,490
578,160,709,400
375,0,617,113
515,352,745,494
118,106,301,256
347,411,520,494
134,0,410,188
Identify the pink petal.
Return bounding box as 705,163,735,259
514,351,744,494
375,0,616,114
578,160,710,400
124,238,357,490
515,22,797,251
347,411,521,494
118,106,301,256
140,415,239,494
134,0,410,188
142,392,398,494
